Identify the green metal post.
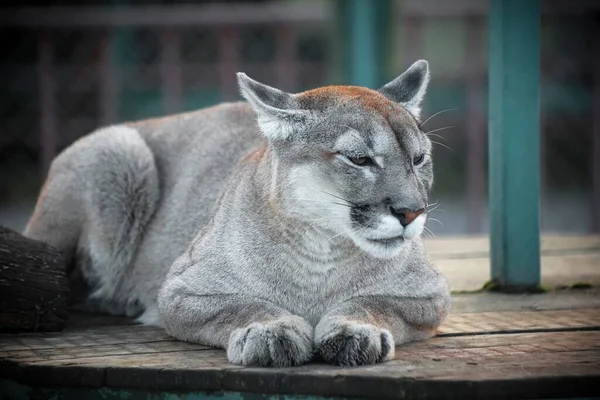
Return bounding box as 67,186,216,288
346,0,380,88
489,0,541,290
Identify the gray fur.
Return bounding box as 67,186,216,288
24,60,450,368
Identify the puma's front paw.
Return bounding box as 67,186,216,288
226,316,314,367
316,322,395,366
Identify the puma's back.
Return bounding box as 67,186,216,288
24,101,263,317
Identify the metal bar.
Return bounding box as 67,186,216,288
488,0,541,289
99,30,118,125
403,16,423,65
592,14,600,233
275,24,297,92
346,0,378,88
38,30,57,177
218,26,238,102
465,16,485,234
0,3,330,28
401,0,600,17
160,28,182,114
1,1,597,28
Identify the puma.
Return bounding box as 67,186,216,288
24,60,450,367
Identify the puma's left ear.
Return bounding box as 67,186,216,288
237,73,308,141
378,60,430,118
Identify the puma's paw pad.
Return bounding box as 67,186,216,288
227,316,314,367
317,323,395,366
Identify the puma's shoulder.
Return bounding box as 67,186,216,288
125,101,256,134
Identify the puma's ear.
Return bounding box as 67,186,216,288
237,73,308,141
378,60,430,118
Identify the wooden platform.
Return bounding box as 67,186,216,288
1,308,599,400
426,235,600,291
1,235,599,399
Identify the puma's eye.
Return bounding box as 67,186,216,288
348,156,373,166
413,154,425,165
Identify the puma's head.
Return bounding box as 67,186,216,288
238,60,432,259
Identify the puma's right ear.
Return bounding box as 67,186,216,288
378,60,430,118
237,73,308,141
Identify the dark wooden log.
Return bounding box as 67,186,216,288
0,225,69,332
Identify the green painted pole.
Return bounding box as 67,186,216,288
346,0,379,88
489,0,541,290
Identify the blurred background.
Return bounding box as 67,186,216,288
0,0,598,237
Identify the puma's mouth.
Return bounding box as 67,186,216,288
366,235,405,245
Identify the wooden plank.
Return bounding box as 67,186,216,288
1,309,599,398
488,0,542,289
439,308,600,335
0,226,69,333
1,331,598,399
2,309,598,358
0,3,330,28
438,252,600,291
424,235,600,259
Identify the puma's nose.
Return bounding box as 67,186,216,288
390,207,425,227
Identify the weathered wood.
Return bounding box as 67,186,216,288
0,226,69,333
0,311,598,399
424,234,600,258
1,309,598,358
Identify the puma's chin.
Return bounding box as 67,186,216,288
351,234,407,259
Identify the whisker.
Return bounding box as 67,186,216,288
430,140,454,153
289,198,353,209
427,203,441,213
428,217,444,228
319,190,359,207
419,108,457,127
426,199,439,208
426,133,447,142
432,208,448,215
423,226,436,239
425,126,455,136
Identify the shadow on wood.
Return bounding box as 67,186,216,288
0,225,69,332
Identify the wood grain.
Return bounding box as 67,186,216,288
0,225,69,332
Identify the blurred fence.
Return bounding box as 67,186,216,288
0,0,599,236
0,2,331,183
396,0,600,234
